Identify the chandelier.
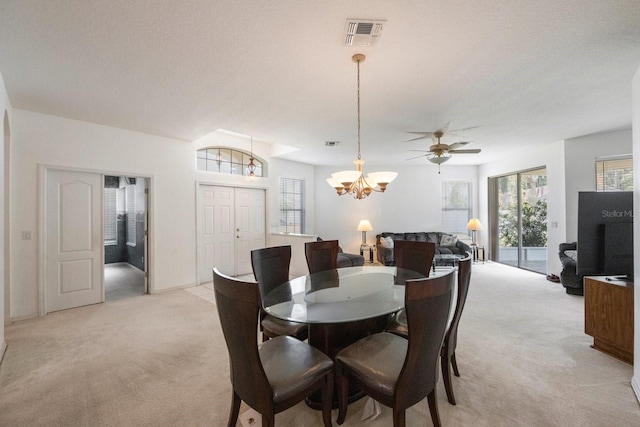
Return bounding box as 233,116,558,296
327,54,397,199
247,136,256,176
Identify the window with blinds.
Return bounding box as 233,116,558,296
104,188,117,245
126,184,136,246
442,180,472,233
279,177,305,234
596,156,633,191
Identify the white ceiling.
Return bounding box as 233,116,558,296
1,1,639,167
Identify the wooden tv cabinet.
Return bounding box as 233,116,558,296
584,276,634,364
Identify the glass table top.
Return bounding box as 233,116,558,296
263,266,453,324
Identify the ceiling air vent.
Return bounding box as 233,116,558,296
325,141,340,147
344,19,386,46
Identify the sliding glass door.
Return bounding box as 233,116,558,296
490,167,547,274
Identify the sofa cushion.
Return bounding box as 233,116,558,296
440,234,458,246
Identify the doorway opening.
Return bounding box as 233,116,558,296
104,176,148,301
489,167,548,274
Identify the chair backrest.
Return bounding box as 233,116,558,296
396,269,455,408
212,268,271,412
443,253,472,355
394,240,436,276
251,245,292,299
305,240,339,273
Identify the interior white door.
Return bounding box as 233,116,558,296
234,188,265,276
198,185,235,281
45,169,103,313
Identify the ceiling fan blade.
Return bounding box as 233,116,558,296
449,149,481,154
448,125,480,133
405,131,436,142
447,141,472,150
404,135,433,142
437,122,451,133
405,154,428,161
407,149,432,153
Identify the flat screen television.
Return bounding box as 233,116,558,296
576,191,634,280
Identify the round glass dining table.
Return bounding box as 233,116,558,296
263,266,429,324
263,265,453,409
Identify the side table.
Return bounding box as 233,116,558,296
360,244,374,265
471,244,485,264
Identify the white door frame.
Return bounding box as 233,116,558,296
195,182,268,284
39,165,154,315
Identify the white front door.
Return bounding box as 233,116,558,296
234,188,265,276
198,186,235,280
45,169,103,313
197,185,265,282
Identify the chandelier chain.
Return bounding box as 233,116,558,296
356,59,361,160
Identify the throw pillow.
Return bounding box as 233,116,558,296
565,250,577,261
440,234,458,247
379,236,394,249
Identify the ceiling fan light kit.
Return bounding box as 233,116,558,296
327,53,398,199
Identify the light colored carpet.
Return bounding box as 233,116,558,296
1,262,639,426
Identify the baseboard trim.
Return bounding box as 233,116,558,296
632,376,640,404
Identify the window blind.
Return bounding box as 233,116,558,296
596,156,633,191
279,177,305,234
442,181,472,233
126,184,136,246
104,188,117,244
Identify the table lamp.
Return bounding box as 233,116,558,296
357,219,373,245
466,218,483,245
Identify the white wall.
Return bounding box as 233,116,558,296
631,65,640,402
314,163,478,254
9,113,314,319
0,72,10,362
564,129,633,241
478,140,566,276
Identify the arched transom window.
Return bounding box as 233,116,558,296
196,147,263,177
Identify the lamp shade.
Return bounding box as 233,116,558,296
331,170,362,186
466,218,483,231
357,219,373,232
367,171,398,185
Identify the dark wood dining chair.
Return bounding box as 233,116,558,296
305,240,339,273
251,245,309,342
441,253,472,405
212,268,334,427
335,270,456,427
386,240,437,337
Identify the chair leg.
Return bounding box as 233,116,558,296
427,389,442,427
227,391,241,427
263,413,275,427
392,408,406,427
336,364,349,425
321,372,334,427
451,352,460,377
441,353,456,405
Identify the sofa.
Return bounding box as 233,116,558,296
559,242,583,295
316,237,365,268
376,232,472,266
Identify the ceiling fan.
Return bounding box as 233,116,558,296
405,123,481,171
